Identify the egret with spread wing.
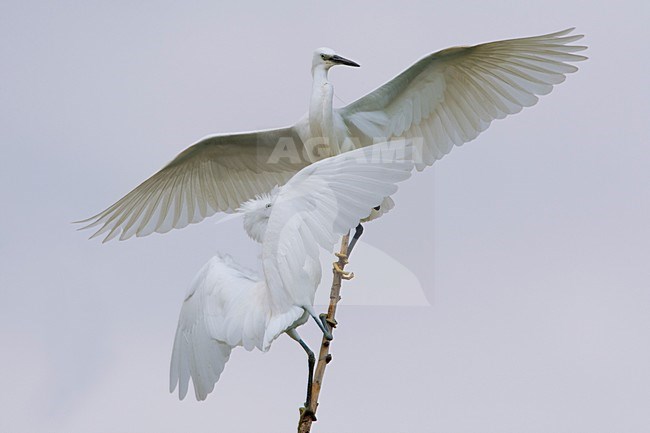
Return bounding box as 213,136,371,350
170,142,415,401
79,29,586,242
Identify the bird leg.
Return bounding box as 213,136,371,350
287,329,316,410
305,305,333,340
319,313,337,335
311,314,334,340
346,223,364,256
298,339,316,408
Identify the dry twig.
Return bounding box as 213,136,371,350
297,233,352,433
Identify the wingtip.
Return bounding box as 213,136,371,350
74,223,89,233
528,27,583,41
554,27,577,36
71,215,95,225
87,230,104,242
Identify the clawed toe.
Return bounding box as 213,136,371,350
319,313,337,329
300,406,317,421
334,252,348,262
333,262,354,280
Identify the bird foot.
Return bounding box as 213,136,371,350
319,313,337,329
299,405,317,421
334,252,349,263
318,313,334,340
333,262,354,280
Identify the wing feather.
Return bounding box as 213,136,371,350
169,254,266,401
337,28,587,166
78,126,310,242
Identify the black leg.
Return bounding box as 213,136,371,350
297,338,315,407
347,223,364,256
319,312,337,337
311,314,333,340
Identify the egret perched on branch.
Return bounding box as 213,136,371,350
169,141,416,401
78,29,586,242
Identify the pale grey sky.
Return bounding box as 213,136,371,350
1,1,649,432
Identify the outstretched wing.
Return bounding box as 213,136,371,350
79,126,310,242
260,141,416,345
170,254,267,401
337,28,587,169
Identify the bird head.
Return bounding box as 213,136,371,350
238,187,279,243
312,47,360,73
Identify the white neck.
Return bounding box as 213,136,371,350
308,65,339,158
311,64,330,84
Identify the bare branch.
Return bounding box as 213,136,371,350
297,233,351,433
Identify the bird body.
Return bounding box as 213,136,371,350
170,141,416,400
78,29,587,242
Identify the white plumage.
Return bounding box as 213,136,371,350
170,142,416,400
78,29,586,242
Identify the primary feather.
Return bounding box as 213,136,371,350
338,28,587,169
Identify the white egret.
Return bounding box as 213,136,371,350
78,29,586,243
170,141,416,401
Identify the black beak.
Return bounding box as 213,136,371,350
330,54,360,67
